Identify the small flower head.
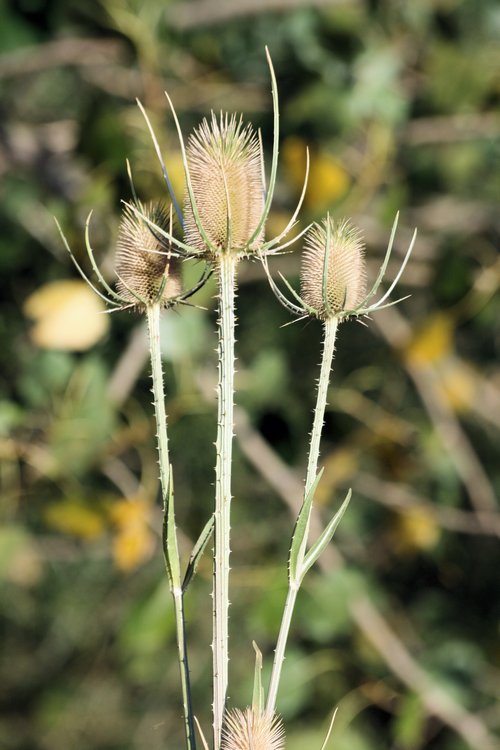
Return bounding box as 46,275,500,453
115,202,181,310
184,113,264,258
263,212,416,323
221,708,285,750
300,217,366,320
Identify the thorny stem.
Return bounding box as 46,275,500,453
266,316,339,715
146,303,196,750
305,317,339,493
213,254,237,749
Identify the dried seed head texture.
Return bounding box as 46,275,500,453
184,113,264,257
301,217,366,319
115,202,181,309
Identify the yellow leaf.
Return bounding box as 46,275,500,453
110,497,151,528
110,497,155,572
112,524,155,572
44,499,105,540
282,136,350,209
404,314,453,365
391,507,440,554
436,359,476,413
24,280,109,351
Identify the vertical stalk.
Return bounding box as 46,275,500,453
146,302,196,750
266,316,339,714
266,584,299,715
305,317,338,492
213,254,237,749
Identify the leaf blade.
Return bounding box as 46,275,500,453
182,514,214,593
301,489,351,580
288,468,324,584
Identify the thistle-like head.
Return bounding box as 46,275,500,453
115,202,181,311
300,217,366,320
56,197,211,315
264,212,416,324
183,113,264,258
221,708,285,750
131,48,311,268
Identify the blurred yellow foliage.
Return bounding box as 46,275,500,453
24,280,109,351
437,359,476,413
110,497,155,572
282,136,350,210
404,313,453,365
44,500,106,540
390,507,441,554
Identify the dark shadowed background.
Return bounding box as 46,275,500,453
1,1,499,748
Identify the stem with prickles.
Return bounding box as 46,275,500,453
266,316,339,714
213,254,237,749
146,302,196,750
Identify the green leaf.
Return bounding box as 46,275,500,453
288,468,324,585
251,641,265,715
182,514,214,593
301,489,351,580
162,466,181,590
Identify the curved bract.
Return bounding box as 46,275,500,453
264,212,417,323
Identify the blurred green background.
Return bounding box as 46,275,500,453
1,0,499,748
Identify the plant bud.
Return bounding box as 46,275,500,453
115,202,181,310
221,708,285,750
184,113,264,257
300,217,366,319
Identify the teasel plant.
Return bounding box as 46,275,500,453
55,42,417,749
128,46,312,748
55,197,213,750
262,214,417,716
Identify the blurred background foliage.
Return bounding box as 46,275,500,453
1,0,499,748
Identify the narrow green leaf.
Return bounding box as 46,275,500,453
288,468,324,584
251,641,264,715
162,466,181,590
182,514,214,593
301,489,352,581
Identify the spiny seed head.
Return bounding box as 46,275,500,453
115,202,181,310
300,217,366,319
184,112,264,258
221,708,285,750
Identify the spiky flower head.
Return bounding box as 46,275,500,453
300,217,366,320
183,113,264,258
115,202,181,311
220,708,285,750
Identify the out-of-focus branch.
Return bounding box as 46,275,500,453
0,38,124,79
375,307,498,517
168,0,358,30
107,322,149,407
403,112,500,145
354,472,500,537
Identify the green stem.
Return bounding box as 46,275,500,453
266,583,298,715
213,254,237,749
146,303,196,750
305,317,338,493
266,316,338,714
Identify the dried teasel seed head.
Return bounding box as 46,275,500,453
221,708,285,750
184,112,264,258
115,202,181,310
300,217,366,319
